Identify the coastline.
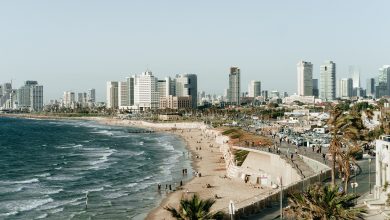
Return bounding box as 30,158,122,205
1,114,272,219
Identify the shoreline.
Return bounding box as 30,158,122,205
2,114,273,219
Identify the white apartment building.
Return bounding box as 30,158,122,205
63,91,75,108
297,61,313,96
134,71,159,111
106,81,119,109
248,80,261,98
338,78,353,98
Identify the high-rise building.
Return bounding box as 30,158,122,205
261,90,268,100
376,65,390,98
63,91,75,107
127,77,135,106
366,78,375,97
87,89,96,103
106,81,119,109
17,81,43,111
77,92,87,103
134,71,159,111
338,78,353,98
30,85,43,111
248,80,261,98
158,77,175,99
118,81,129,107
228,67,240,105
297,61,313,96
320,61,336,101
312,79,319,97
175,74,197,109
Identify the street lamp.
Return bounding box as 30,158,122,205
369,158,372,194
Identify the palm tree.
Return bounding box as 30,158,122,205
285,183,365,220
165,194,224,220
328,106,363,186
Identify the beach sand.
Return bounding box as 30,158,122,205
92,118,273,219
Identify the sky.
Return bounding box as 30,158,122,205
1,0,389,102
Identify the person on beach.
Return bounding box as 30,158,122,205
158,184,161,191
180,180,183,187
169,185,172,191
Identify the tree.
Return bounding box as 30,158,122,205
285,183,365,220
165,194,224,220
328,106,364,186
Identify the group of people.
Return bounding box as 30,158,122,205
158,180,184,192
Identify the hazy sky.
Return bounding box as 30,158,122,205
1,0,389,102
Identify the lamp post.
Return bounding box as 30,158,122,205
369,158,372,194
279,176,283,220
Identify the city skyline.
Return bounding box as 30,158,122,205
1,1,390,101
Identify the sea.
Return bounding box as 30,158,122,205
0,117,193,219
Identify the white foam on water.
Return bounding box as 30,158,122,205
35,172,51,178
38,197,84,211
49,207,64,214
103,191,128,199
46,175,81,181
0,211,18,217
0,178,39,185
35,213,48,219
0,186,24,193
2,198,54,213
84,186,104,193
127,183,138,188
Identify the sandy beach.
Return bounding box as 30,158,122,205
91,118,272,219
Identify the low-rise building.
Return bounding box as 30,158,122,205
159,95,192,110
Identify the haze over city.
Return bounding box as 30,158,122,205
1,0,390,102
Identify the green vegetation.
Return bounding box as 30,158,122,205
285,183,365,220
222,128,238,135
233,150,249,166
165,194,224,220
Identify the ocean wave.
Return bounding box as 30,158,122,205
0,186,24,193
46,175,81,181
35,172,51,177
127,183,138,188
0,178,39,185
35,213,48,219
103,191,128,199
91,130,114,136
38,197,84,211
2,198,54,214
83,186,104,193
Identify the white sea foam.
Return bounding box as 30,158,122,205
2,198,54,213
35,172,51,177
46,175,81,181
103,191,128,199
84,187,104,193
49,207,64,214
35,213,48,219
38,197,84,211
127,183,138,188
0,186,24,193
0,178,39,185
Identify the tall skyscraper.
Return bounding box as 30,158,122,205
17,81,43,111
312,79,319,97
248,80,261,98
366,78,375,97
118,81,129,107
297,61,313,96
30,85,43,111
106,81,119,109
127,77,135,106
338,78,353,98
63,91,75,107
376,65,390,97
228,67,240,105
134,71,159,111
320,61,336,101
175,74,197,109
87,89,96,103
158,77,175,99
